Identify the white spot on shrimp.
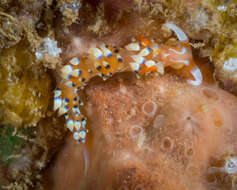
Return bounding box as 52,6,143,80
69,57,80,65
54,88,62,98
139,47,151,57
71,69,82,77
61,65,73,74
73,132,80,140
66,119,74,131
89,47,103,59
132,55,145,65
145,60,156,68
129,62,140,72
74,120,81,130
58,106,69,115
100,45,113,57
54,97,62,111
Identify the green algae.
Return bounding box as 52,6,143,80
0,125,31,164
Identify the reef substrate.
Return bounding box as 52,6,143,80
0,0,237,189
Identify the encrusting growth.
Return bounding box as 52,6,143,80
54,23,203,143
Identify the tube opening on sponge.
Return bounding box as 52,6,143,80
160,136,174,152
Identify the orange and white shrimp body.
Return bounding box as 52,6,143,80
54,23,203,143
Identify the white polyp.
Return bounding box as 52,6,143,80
217,5,227,11
125,42,140,51
129,125,144,139
54,98,62,111
145,60,156,68
100,46,112,57
69,57,80,65
74,120,81,131
54,89,62,98
131,55,145,65
168,47,187,55
73,132,80,140
35,37,62,60
142,100,157,117
163,23,188,42
89,47,103,59
61,65,73,74
139,47,151,57
66,120,74,132
129,62,140,72
225,157,237,174
223,57,237,72
187,66,203,86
